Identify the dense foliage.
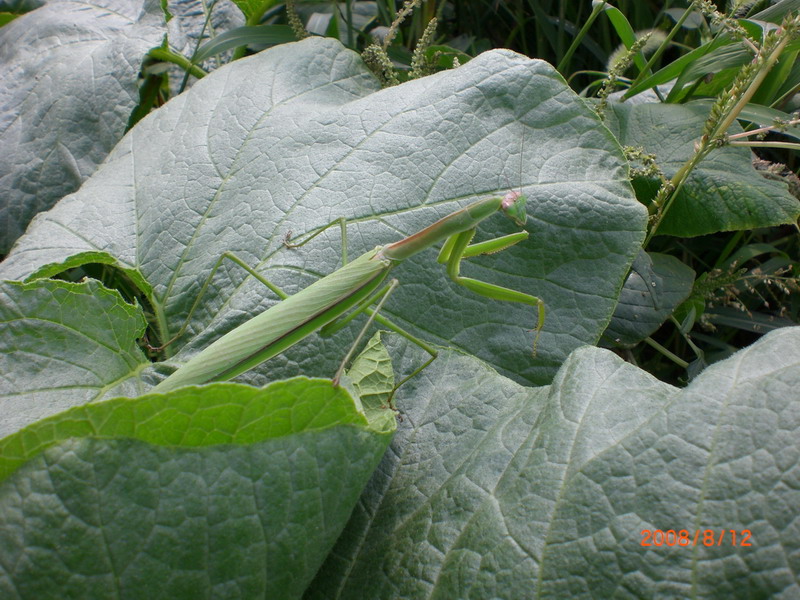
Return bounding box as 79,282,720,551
1,1,798,598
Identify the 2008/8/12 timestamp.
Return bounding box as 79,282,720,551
641,529,752,547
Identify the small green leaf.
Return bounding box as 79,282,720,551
229,0,272,22
425,44,472,69
675,295,704,331
345,331,396,426
597,2,647,72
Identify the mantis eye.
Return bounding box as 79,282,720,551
501,190,527,227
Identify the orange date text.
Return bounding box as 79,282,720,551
640,529,752,547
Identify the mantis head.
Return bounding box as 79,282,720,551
501,190,527,227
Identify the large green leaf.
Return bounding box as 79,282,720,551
0,0,165,253
604,102,800,237
0,37,646,398
0,377,395,599
306,326,800,598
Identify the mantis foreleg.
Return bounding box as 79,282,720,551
440,228,545,355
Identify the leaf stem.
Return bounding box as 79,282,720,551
729,140,800,151
148,48,207,80
643,336,689,368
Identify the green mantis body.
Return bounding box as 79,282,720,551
152,193,544,393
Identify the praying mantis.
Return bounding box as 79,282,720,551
151,191,545,398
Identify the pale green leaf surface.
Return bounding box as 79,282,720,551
0,37,645,393
307,327,800,598
605,102,800,237
0,378,395,599
603,250,695,347
0,0,165,253
344,331,396,426
0,279,149,437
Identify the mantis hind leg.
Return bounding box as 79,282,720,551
153,251,289,354
284,217,349,265
286,217,437,407
161,216,352,352
157,212,352,355
322,279,438,409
